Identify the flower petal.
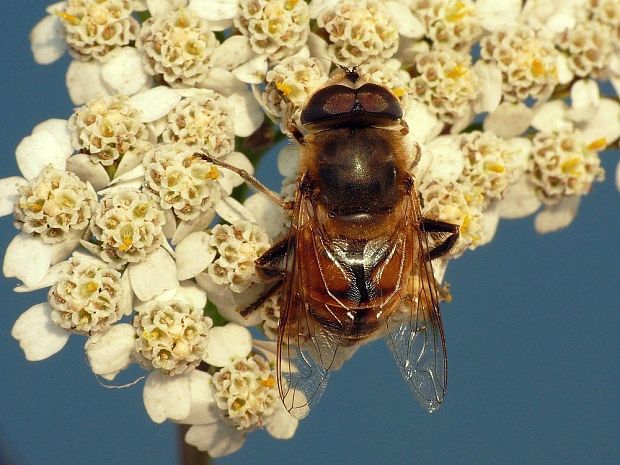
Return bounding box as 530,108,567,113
66,59,110,105
11,303,70,361
498,177,541,219
114,152,145,179
176,232,216,280
477,0,521,31
227,92,264,137
14,259,65,293
128,247,179,301
484,102,533,138
203,323,253,367
30,14,66,65
3,233,53,287
146,0,186,17
143,371,192,423
66,153,110,191
232,54,268,84
129,86,182,123
473,62,502,113
188,0,238,21
215,197,256,223
176,281,208,310
264,403,299,439
16,130,67,181
479,201,500,246
403,101,442,144
85,323,135,380
580,98,620,147
277,144,300,177
32,119,73,158
423,136,464,183
531,100,570,132
210,35,254,71
243,194,287,240
50,230,82,265
0,176,25,217
180,370,220,424
534,196,580,234
101,47,150,96
567,79,599,123
185,423,246,457
198,68,247,96
171,210,217,245
385,1,425,38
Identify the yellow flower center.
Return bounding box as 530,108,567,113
446,1,468,22
56,11,81,25
586,137,607,151
447,64,468,79
276,80,294,96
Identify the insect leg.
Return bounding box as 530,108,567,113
196,152,286,209
420,218,459,260
239,236,292,317
256,236,291,280
287,121,305,145
239,280,284,317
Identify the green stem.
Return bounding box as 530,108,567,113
178,425,211,465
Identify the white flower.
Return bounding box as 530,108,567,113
14,165,97,244
202,221,271,294
85,283,206,379
160,91,235,156
56,0,139,62
89,188,166,266
134,298,213,375
49,254,131,334
457,131,522,209
410,48,480,125
480,24,560,103
175,324,298,456
136,8,219,87
499,91,618,233
234,0,310,62
316,0,399,66
557,19,613,79
143,143,223,222
410,0,481,51
68,95,151,172
11,252,132,361
1,120,82,287
529,130,605,205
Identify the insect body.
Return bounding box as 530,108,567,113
201,68,458,418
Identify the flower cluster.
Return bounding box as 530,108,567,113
3,0,620,460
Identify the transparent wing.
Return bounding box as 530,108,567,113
384,189,448,413
276,183,346,419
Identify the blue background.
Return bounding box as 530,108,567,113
1,2,619,464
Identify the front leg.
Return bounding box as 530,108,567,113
420,218,459,261
240,235,293,317
196,152,287,209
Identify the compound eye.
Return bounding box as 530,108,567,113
300,85,357,125
356,83,402,120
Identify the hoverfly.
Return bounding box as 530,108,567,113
199,66,459,418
